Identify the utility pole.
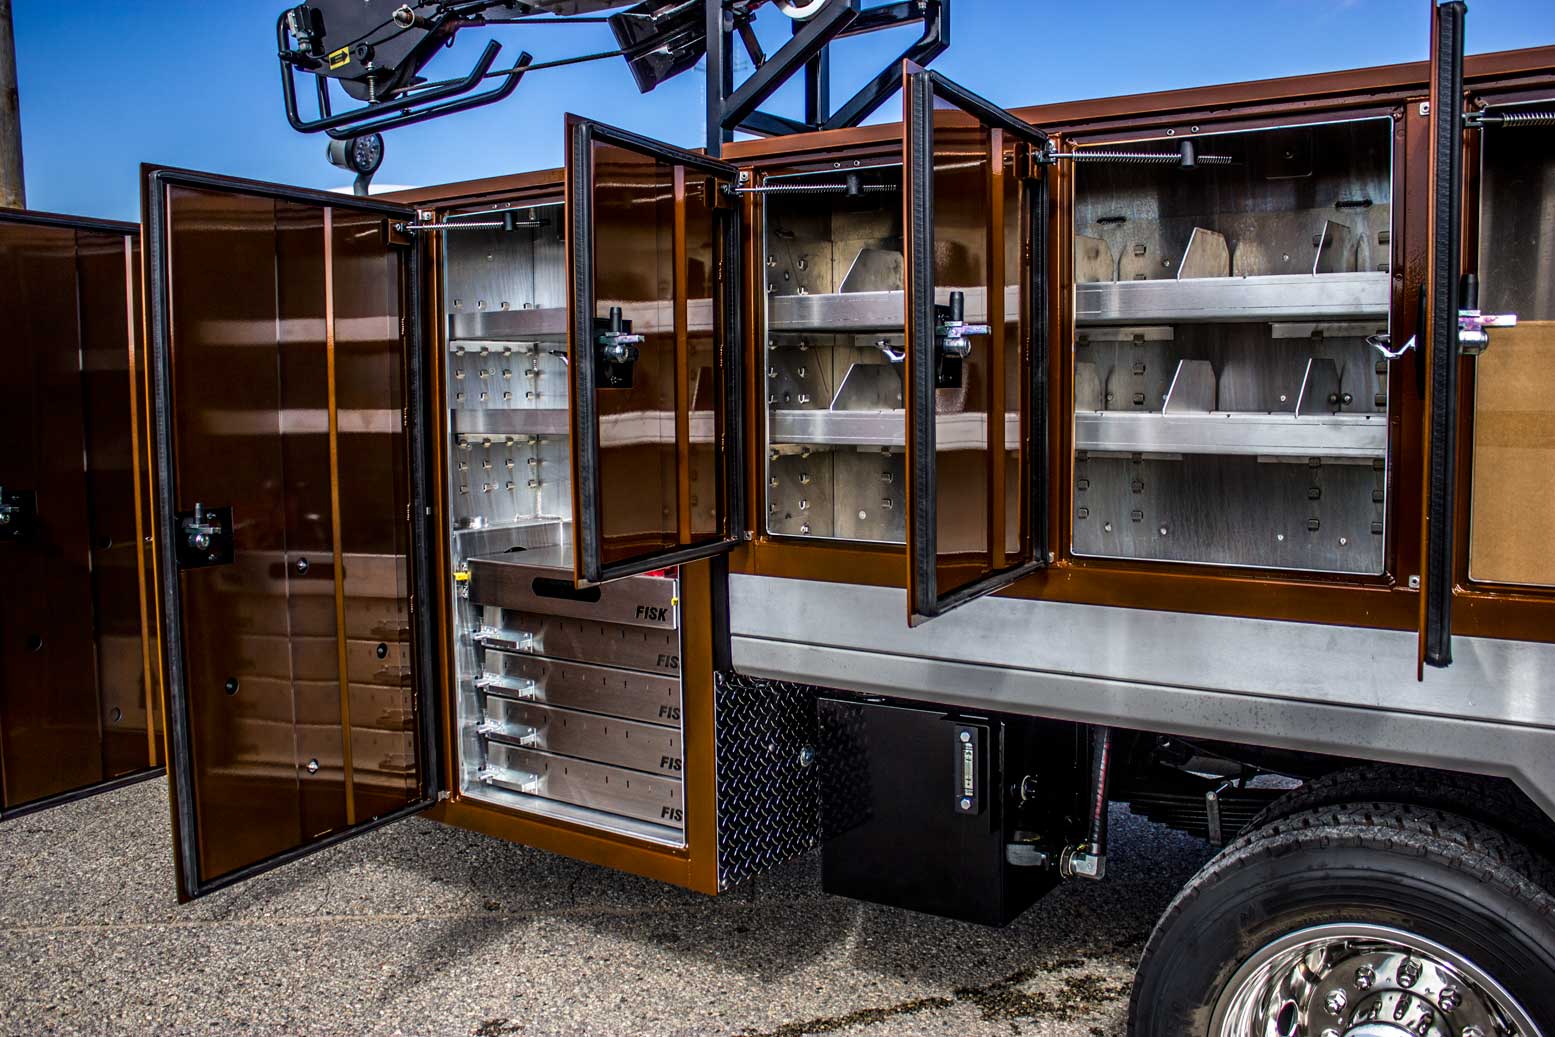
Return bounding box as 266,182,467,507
0,0,23,209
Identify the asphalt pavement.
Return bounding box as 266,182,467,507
0,778,1211,1037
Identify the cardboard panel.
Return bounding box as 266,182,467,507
1469,321,1555,587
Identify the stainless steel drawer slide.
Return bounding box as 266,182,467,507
480,741,684,830
476,650,681,726
480,697,684,775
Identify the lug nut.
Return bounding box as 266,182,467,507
1439,986,1462,1011
1355,964,1376,989
1325,990,1347,1015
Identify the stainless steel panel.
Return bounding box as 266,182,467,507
476,650,681,726
1074,410,1386,459
1073,454,1385,574
727,574,1555,819
1074,272,1390,325
479,739,683,829
480,698,682,775
473,607,681,675
467,557,677,628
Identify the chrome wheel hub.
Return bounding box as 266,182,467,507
1210,924,1541,1037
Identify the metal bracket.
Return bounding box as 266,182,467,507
1457,273,1517,357
0,487,37,542
1457,309,1517,356
595,306,643,389
174,503,234,569
933,290,988,389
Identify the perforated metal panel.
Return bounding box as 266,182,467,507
713,672,823,890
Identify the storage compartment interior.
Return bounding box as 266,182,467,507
439,199,687,846
759,162,1023,546
1469,116,1555,588
1071,120,1393,574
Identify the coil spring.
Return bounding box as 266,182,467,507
1070,150,1234,164
732,182,898,194
1486,108,1555,127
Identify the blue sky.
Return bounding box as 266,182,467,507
11,0,1554,222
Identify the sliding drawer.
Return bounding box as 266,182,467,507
480,741,684,830
467,557,678,629
480,697,683,775
476,650,681,726
472,606,681,675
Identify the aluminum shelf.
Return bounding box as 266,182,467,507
449,299,713,341
1074,272,1390,326
769,409,1013,449
1074,410,1387,459
766,286,1021,334
769,407,1386,459
454,408,712,444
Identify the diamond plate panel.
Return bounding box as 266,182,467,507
713,672,823,891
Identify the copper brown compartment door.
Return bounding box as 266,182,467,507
902,64,1051,625
0,211,161,818
565,117,745,585
144,168,438,899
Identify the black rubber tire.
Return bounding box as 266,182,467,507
1242,762,1555,860
1127,803,1555,1036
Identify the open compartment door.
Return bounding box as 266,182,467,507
565,117,745,585
903,65,1051,624
1420,1,1468,669
144,168,440,898
0,211,160,818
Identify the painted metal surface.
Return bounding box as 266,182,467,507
728,574,1555,815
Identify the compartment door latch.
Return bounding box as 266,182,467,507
175,502,235,569
934,290,989,389
0,486,36,542
595,306,644,389
1458,272,1517,357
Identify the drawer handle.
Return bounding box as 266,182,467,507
474,627,535,652
478,765,541,794
475,674,539,699
530,577,602,604
479,719,539,744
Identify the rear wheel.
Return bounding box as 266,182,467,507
1128,804,1555,1036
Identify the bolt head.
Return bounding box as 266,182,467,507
959,731,972,743
958,797,972,810
1325,990,1347,1015
1439,986,1462,1011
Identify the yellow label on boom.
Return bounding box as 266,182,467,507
328,47,351,70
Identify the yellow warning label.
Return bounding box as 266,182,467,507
328,47,351,70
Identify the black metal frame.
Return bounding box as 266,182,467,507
706,0,948,154
904,68,1050,624
0,768,166,822
1423,1,1466,668
566,118,746,586
277,11,534,142
143,167,441,899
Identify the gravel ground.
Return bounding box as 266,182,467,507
0,778,1211,1037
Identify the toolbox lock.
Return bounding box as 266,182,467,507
595,306,644,389
175,503,235,569
934,291,989,389
0,486,37,542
